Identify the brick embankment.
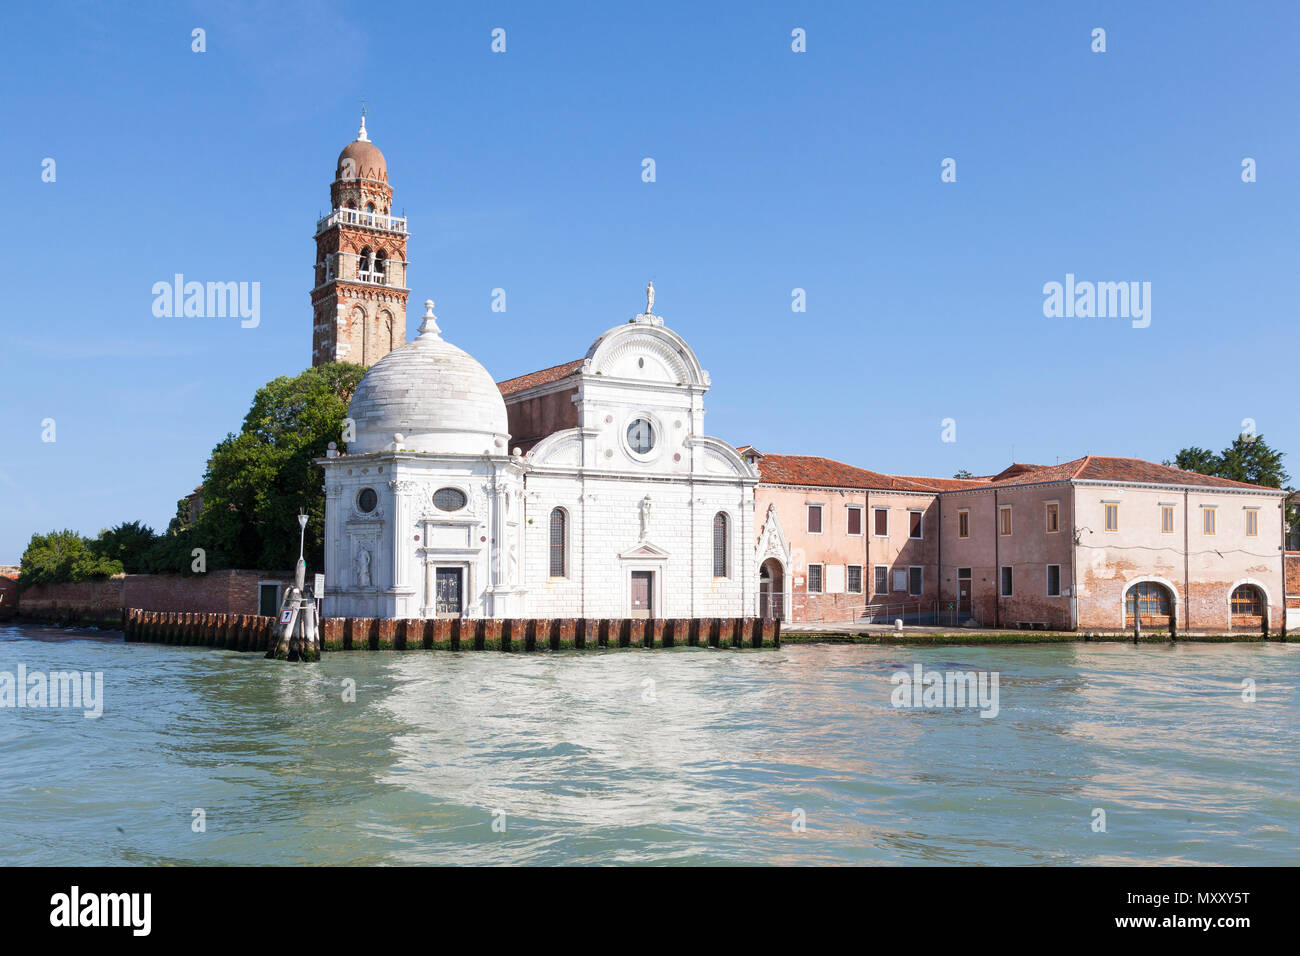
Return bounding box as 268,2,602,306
123,610,780,652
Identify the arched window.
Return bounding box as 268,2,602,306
549,508,567,577
1126,581,1171,619
374,250,387,280
358,246,373,280
712,512,729,577
1231,585,1263,617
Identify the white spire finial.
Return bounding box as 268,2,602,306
357,112,369,142
418,299,441,337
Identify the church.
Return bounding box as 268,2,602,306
314,117,1297,633
316,119,759,621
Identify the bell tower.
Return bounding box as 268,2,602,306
311,114,410,366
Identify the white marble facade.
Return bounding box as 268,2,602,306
320,295,758,620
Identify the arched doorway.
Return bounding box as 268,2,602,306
759,558,784,620
1125,580,1175,631
1229,584,1266,632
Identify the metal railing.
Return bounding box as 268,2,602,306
759,593,785,620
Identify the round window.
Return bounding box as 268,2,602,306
627,418,655,454
433,487,467,511
357,488,378,513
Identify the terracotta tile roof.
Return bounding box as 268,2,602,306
980,456,1279,491
497,359,583,397
1070,456,1279,490
756,454,936,492
890,474,992,491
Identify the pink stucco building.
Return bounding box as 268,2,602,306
748,450,1291,634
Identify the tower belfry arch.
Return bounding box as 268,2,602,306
311,114,410,366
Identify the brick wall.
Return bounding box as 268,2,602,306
15,570,293,624
19,577,126,623
1286,552,1299,609
0,575,22,619
124,570,293,615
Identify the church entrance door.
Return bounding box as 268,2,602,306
435,568,463,617
630,571,653,619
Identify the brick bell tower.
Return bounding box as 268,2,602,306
311,114,409,366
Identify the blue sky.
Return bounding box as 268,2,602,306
2,0,1297,561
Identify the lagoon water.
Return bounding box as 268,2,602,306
1,622,1297,866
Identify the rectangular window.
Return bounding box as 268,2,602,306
1104,503,1119,532
1161,505,1175,534
908,566,923,596
847,565,862,594
874,566,889,595
873,508,888,536
1203,507,1216,535
807,504,823,534
1245,508,1259,537
807,564,823,593
999,506,1012,536
1046,564,1061,597
1046,502,1059,533
958,509,970,538
846,506,862,536
1000,566,1013,597
909,511,923,540
893,569,907,592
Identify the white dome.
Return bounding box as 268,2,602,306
347,301,509,455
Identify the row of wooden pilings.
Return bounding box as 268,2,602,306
124,608,780,652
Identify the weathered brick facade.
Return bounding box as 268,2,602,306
16,570,294,625
311,117,409,367
0,574,21,619
756,454,1289,634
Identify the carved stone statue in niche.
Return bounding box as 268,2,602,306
639,495,653,540
355,546,372,588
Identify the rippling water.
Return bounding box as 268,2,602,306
1,622,1297,865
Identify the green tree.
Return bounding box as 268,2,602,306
92,520,158,573
1165,446,1222,476
142,496,201,575
952,469,975,479
191,363,367,571
18,530,123,589
1218,434,1290,487
1167,433,1296,528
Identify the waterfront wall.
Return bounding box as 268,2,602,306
16,570,294,626
123,609,780,651
0,574,19,620
18,577,124,625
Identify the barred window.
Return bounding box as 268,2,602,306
874,566,889,595
847,565,862,594
549,508,566,577
1126,581,1171,617
1231,585,1262,616
433,487,466,512
712,512,729,577
807,564,823,593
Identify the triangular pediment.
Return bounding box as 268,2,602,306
619,540,671,560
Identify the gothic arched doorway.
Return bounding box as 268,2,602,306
759,558,784,620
